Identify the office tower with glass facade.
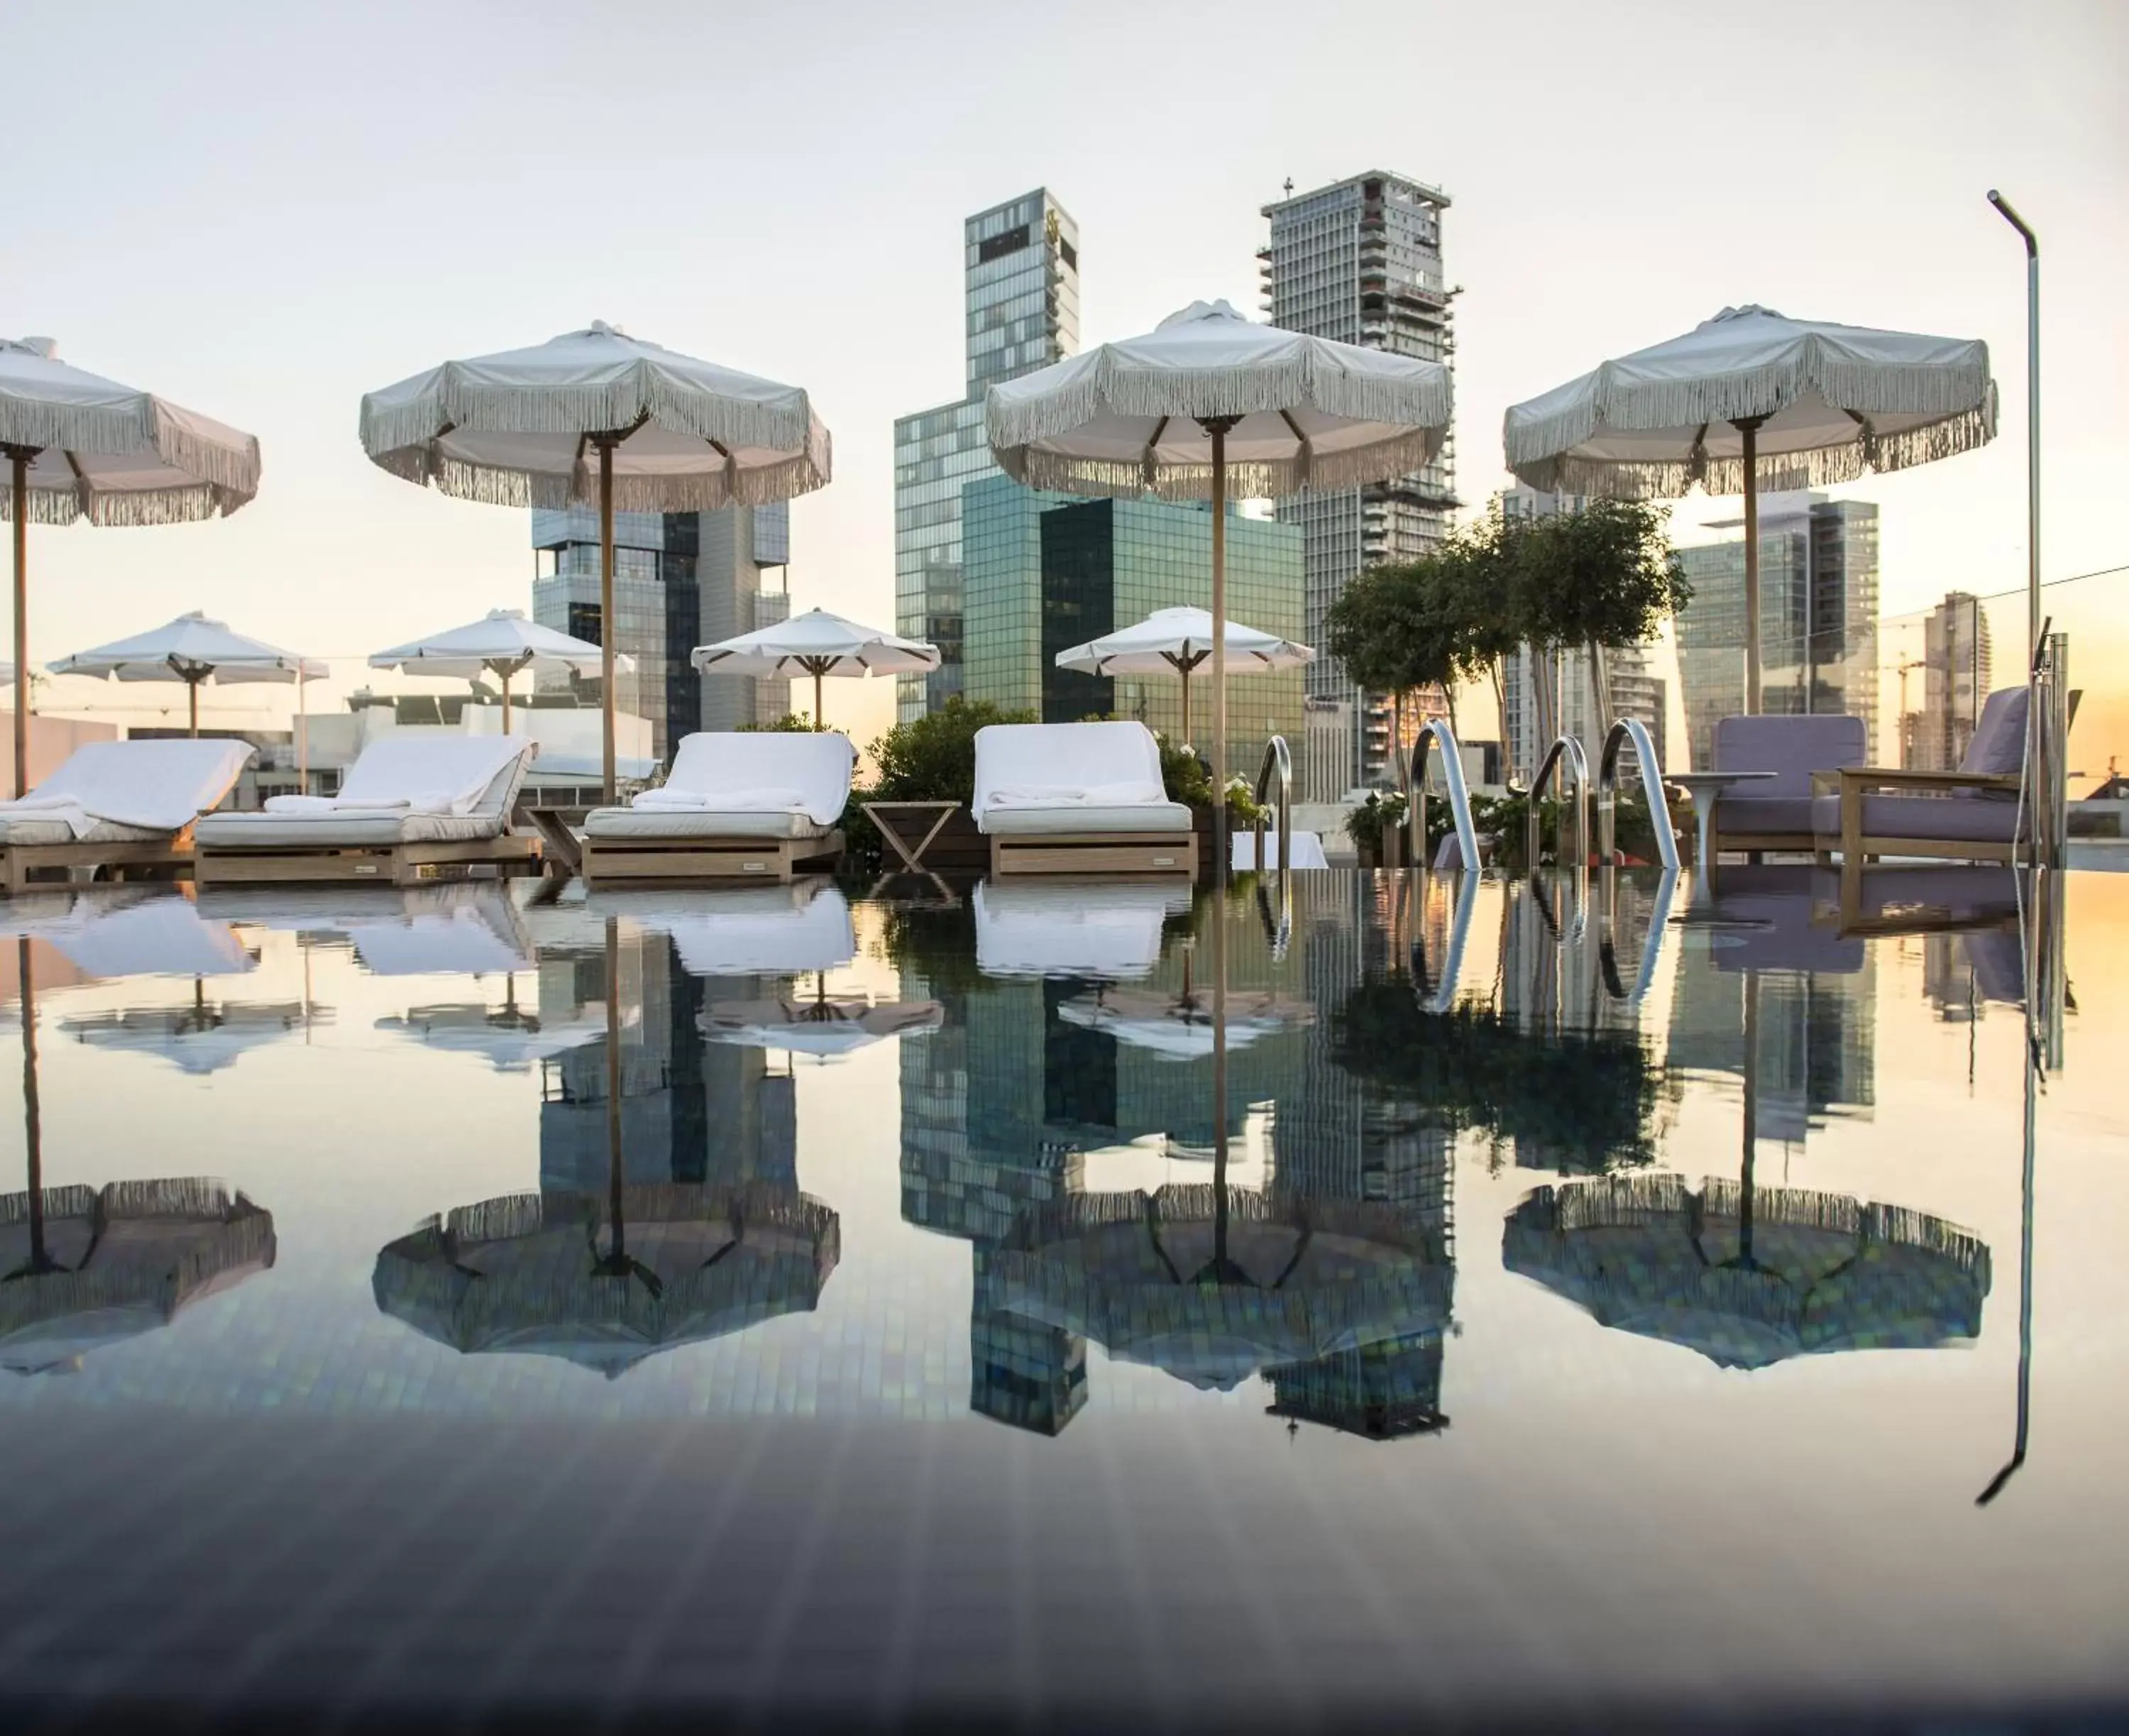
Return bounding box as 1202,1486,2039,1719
532,502,791,758
959,473,1306,771
893,190,1081,721
1907,590,1993,771
1674,492,1879,770
1260,171,1458,796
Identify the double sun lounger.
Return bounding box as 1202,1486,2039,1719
581,732,854,884
0,738,255,893
972,721,1194,877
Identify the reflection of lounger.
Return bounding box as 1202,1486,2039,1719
581,732,851,884
193,737,537,888
0,739,253,894
974,877,1189,980
974,722,1194,878
591,879,856,977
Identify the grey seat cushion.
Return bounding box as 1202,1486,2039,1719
1810,792,2023,845
979,801,1194,837
583,808,830,841
1713,714,1866,797
1712,794,1815,836
0,816,171,847
195,811,507,848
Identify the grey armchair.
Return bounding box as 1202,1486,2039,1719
1710,715,1867,857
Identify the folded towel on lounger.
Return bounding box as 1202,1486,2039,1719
631,786,805,813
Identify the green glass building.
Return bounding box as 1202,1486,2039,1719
960,473,1307,773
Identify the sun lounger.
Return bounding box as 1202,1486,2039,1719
972,721,1194,877
579,732,853,884
973,878,1191,980
0,738,254,894
192,737,538,887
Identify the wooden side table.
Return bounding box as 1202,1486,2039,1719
863,801,965,874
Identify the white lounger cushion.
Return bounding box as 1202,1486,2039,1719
656,731,854,826
980,801,1192,836
0,815,172,847
583,808,832,841
264,735,529,817
0,738,253,840
972,721,1187,836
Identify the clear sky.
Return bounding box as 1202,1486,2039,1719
5,0,2123,749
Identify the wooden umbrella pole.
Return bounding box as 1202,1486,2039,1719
9,449,30,798
19,937,45,1268
605,915,625,1265
1738,417,1763,716
598,438,617,805
814,665,825,731
188,678,200,737
1209,421,1231,885
500,664,512,732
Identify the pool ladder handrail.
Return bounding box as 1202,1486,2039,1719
1593,717,1680,872
1249,736,1294,958
1403,718,1481,873
1526,733,1591,869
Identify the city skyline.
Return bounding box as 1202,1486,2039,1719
8,1,2121,759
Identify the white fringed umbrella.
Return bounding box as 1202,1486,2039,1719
986,299,1451,872
1502,305,1995,714
50,610,325,736
1055,605,1314,744
1,337,261,787
359,322,831,799
369,608,623,729
691,606,939,729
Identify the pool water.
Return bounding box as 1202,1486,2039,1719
0,867,2122,1731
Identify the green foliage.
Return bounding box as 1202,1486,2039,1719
1333,978,1666,1174
1343,789,1409,853
737,713,824,733
867,696,1035,803
1507,498,1690,655
1324,537,1498,703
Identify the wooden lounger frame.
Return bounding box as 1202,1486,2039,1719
0,830,195,895
989,831,1195,877
192,834,541,889
580,830,845,885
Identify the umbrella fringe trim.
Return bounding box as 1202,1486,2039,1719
999,427,1446,503
367,446,830,515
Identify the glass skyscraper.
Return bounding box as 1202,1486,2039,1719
532,501,791,759
1675,492,1880,770
959,473,1306,774
893,189,1080,721
1260,171,1458,796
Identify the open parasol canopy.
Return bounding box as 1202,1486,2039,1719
1055,605,1313,744
369,608,625,729
691,607,938,730
359,322,830,799
50,610,325,736
1,336,261,787
987,298,1451,874
1503,306,1995,715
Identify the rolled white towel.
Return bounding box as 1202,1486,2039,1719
265,794,414,815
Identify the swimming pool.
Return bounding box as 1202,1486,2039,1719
0,867,2120,1731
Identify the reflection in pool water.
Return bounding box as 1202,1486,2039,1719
0,866,2116,1729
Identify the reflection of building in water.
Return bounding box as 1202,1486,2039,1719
539,933,796,1194
1265,1335,1448,1440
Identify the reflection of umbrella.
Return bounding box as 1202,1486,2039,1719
1055,605,1313,744
373,1180,839,1380
989,298,1450,873
1058,982,1311,1061
361,322,830,801
50,610,325,736
4,936,275,1373
369,608,625,729
1504,306,1993,714
991,1183,1451,1392
703,988,942,1059
1,335,260,789
60,991,308,1075
1502,1171,1991,1370
691,607,938,731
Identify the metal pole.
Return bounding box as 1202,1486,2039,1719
9,449,28,798
1209,423,1229,885
1988,192,2040,677
297,666,309,784
598,438,617,806
1739,417,1763,716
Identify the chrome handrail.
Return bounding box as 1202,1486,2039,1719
1249,735,1293,875
1525,733,1590,869
1423,869,1478,1013
1594,717,1680,871
1407,718,1481,873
